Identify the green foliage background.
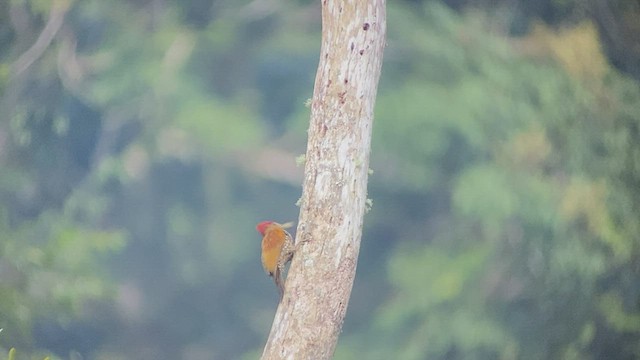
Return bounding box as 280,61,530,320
0,0,639,359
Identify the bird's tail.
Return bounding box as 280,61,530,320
274,267,285,299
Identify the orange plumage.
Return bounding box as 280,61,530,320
256,221,295,297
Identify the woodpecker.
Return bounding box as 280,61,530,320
256,221,295,297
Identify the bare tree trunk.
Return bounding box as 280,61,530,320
260,0,386,359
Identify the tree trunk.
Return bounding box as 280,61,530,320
260,0,386,359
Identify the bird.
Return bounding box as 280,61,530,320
256,221,295,297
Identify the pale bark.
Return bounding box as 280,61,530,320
260,0,386,359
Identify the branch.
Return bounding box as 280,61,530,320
11,0,70,77
260,0,386,358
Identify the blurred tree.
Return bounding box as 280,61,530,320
336,2,640,359
0,1,124,358
588,0,640,80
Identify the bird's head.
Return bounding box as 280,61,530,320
256,221,294,235
256,221,275,235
